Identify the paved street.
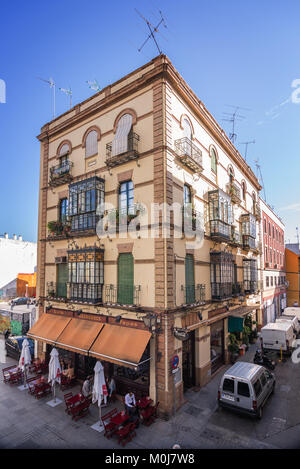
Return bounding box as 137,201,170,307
0,336,299,449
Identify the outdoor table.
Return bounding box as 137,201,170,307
110,412,130,428
137,397,153,409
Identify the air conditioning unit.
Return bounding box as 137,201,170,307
55,256,67,264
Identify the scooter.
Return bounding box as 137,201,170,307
253,350,276,370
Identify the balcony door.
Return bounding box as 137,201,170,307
57,263,68,298
185,254,195,303
117,253,134,304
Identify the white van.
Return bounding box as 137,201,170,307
283,307,300,321
261,322,295,355
276,315,300,336
218,362,275,419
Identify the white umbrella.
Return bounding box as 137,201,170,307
47,347,62,406
91,360,108,432
18,338,31,390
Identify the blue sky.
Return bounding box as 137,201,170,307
0,0,299,243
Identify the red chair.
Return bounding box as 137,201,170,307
64,392,73,402
141,402,159,426
102,408,119,439
70,399,90,421
115,422,136,447
9,370,23,386
2,366,17,384
61,374,77,391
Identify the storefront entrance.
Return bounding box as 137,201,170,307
210,320,224,374
182,330,195,390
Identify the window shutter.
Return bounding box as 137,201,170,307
112,114,133,157
85,130,98,158
57,264,68,298
117,253,134,304
185,254,195,303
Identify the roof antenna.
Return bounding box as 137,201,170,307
86,79,101,92
254,158,267,202
135,8,167,55
238,139,255,162
222,105,251,144
59,87,72,109
37,77,56,119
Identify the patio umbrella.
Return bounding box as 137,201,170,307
48,347,61,404
92,360,108,426
19,338,31,389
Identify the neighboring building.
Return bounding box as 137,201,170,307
285,243,300,307
260,199,287,324
17,272,37,298
30,55,263,417
0,234,37,299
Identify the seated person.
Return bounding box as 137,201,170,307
81,376,92,398
64,364,75,379
124,390,138,417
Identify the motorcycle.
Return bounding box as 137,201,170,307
253,350,276,370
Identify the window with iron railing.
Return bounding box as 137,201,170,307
208,189,232,241
241,213,256,250
49,159,73,186
243,259,258,294
174,137,203,172
68,176,104,232
210,251,234,300
104,284,141,306
68,248,104,303
106,130,140,167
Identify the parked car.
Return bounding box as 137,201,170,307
5,336,34,360
218,362,275,419
9,297,29,306
261,322,295,355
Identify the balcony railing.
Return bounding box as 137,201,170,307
232,282,244,297
242,235,256,251
104,284,141,306
181,284,206,305
106,133,140,168
49,160,73,187
211,282,233,301
230,227,242,246
210,220,231,242
174,138,203,172
226,183,241,204
182,205,203,235
104,204,145,233
69,283,103,304
70,213,100,233
48,220,71,238
244,280,258,295
46,281,67,299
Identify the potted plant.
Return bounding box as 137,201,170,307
228,333,240,363
47,220,64,236
242,325,251,351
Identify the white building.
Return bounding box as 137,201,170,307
0,233,37,298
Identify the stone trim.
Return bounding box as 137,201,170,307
81,125,101,148
117,243,134,253
56,139,72,158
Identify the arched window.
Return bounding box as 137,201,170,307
228,166,234,183
85,130,98,158
241,181,246,201
183,118,192,140
112,113,133,157
211,147,217,173
59,144,70,157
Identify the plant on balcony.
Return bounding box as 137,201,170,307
228,333,240,363
47,220,70,237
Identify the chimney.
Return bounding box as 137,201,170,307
13,234,17,240
4,233,8,239
18,235,23,241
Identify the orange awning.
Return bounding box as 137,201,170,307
89,324,152,369
54,318,104,356
27,313,71,345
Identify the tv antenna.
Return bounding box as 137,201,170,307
86,79,101,92
239,139,255,161
296,226,299,245
37,77,56,119
222,105,251,144
254,158,267,202
135,8,167,55
59,87,72,109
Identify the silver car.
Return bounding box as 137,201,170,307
218,362,275,419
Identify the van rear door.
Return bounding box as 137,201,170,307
236,380,252,411
221,377,236,405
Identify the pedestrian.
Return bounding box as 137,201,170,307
82,376,91,398
108,376,116,398
125,390,137,417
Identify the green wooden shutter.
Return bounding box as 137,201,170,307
185,254,195,303
118,253,134,304
57,264,68,298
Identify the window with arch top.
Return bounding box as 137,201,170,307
210,147,217,173
112,113,133,157
85,130,98,158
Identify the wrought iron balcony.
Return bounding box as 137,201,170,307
47,220,71,238
242,235,257,251
104,284,141,306
104,204,145,233
232,282,244,297
226,182,241,204
106,133,140,168
70,213,100,233
174,138,203,172
182,205,203,235
181,284,206,305
68,283,103,304
46,281,67,300
244,280,258,295
211,282,233,301
230,227,242,246
49,160,73,187
210,220,231,242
